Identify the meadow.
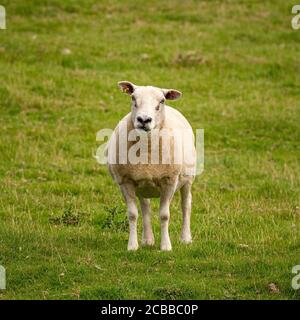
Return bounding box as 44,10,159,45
0,0,299,299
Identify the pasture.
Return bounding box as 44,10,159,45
0,0,299,299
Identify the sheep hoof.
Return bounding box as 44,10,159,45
127,242,139,251
142,238,155,246
160,243,172,251
180,231,192,244
180,237,192,244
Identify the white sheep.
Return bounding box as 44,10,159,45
107,81,196,251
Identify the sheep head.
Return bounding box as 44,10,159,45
118,81,181,132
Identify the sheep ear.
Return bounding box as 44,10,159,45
118,81,137,95
162,89,182,100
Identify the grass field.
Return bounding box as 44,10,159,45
0,0,300,300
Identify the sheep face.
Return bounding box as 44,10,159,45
118,81,182,132
131,86,165,132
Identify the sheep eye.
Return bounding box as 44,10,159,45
132,97,137,107
156,99,164,110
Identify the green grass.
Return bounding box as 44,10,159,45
0,0,300,300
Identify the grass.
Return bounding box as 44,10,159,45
0,0,300,300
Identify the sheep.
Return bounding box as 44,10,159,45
107,81,196,251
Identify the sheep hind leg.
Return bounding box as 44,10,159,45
139,197,154,246
180,183,192,244
120,183,139,251
159,181,177,251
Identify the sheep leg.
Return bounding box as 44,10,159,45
159,181,177,251
139,197,154,246
180,183,192,243
120,183,139,251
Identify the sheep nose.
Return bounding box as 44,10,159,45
137,116,152,124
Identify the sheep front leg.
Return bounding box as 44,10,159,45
120,183,139,251
139,197,154,246
180,183,192,243
159,180,177,251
